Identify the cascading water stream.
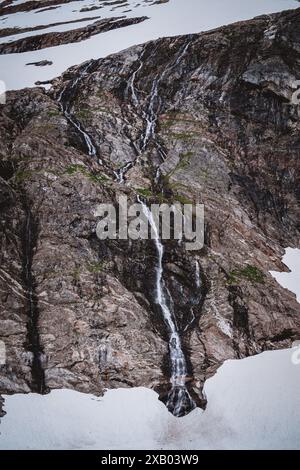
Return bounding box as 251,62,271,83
62,107,97,158
141,38,192,151
138,196,196,417
55,50,197,415
124,40,197,415
125,38,192,154
125,49,146,107
118,39,192,183
57,62,98,159
195,259,201,289
113,161,134,184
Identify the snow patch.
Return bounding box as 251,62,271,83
1,348,299,449
0,0,298,90
270,247,300,302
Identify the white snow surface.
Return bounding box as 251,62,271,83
0,0,298,90
270,248,300,302
1,347,300,450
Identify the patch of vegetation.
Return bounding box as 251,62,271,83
36,123,56,132
97,107,111,113
228,265,265,285
88,173,109,184
180,151,194,158
65,164,86,175
164,152,194,182
164,181,189,192
45,268,83,281
160,111,200,130
96,89,104,98
14,169,33,183
17,155,32,163
136,188,154,199
47,110,61,118
199,169,209,181
174,194,193,205
176,152,194,171
70,267,81,281
14,167,62,184
136,187,170,204
170,132,197,141
75,109,90,120
87,262,103,274
160,120,175,129
65,165,108,183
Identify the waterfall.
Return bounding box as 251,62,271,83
138,196,196,417
125,39,191,153
125,48,146,107
113,161,134,184
62,108,97,158
141,38,191,151
55,52,197,414
57,62,98,158
195,260,201,289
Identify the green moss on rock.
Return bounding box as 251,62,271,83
228,265,265,285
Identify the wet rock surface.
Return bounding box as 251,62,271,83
0,8,299,412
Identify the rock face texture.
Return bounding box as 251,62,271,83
0,8,300,413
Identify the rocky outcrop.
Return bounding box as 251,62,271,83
0,0,83,16
0,16,148,54
0,8,299,413
0,15,102,39
0,0,169,16
0,395,5,417
26,60,54,67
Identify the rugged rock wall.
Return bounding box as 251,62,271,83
0,8,299,412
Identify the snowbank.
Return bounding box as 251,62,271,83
0,347,299,450
270,247,300,302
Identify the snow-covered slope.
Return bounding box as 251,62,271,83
0,0,298,89
1,346,299,450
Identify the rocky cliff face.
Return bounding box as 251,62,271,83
0,8,299,416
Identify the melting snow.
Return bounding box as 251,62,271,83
0,347,300,449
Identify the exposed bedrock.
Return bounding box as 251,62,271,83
0,8,299,413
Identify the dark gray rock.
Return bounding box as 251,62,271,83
0,8,299,412
26,60,53,67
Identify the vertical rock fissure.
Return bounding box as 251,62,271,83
22,203,46,394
